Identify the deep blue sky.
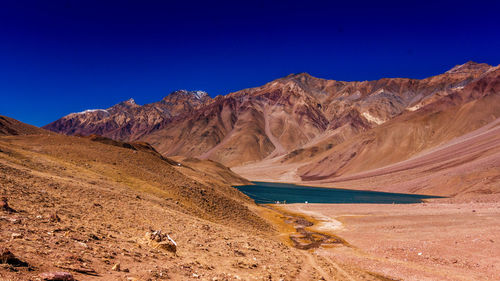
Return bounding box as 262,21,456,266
1,0,499,126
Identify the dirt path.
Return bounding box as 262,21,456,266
303,252,335,281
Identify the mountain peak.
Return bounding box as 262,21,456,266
446,61,491,74
116,98,138,106
105,98,140,112
285,72,313,79
164,90,209,101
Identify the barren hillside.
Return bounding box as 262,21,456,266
1,119,394,280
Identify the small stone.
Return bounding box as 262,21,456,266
0,216,21,224
11,233,23,239
0,248,28,267
49,212,61,222
234,250,245,257
39,272,75,281
0,197,15,213
112,262,121,271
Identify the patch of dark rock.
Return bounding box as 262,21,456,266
234,250,246,257
49,212,61,222
56,264,99,276
0,197,16,213
0,248,29,267
89,233,100,240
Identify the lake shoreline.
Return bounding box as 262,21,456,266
235,181,443,204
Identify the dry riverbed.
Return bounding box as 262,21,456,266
279,200,500,281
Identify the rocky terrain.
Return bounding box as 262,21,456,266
44,62,500,197
4,61,499,280
1,121,391,280
235,63,500,197
43,90,211,141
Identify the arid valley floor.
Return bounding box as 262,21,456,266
1,118,499,281
2,62,500,280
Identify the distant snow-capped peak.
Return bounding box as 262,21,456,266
166,90,208,100
192,90,208,99
73,109,109,115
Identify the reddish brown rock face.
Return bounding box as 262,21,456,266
44,62,498,170
43,90,211,141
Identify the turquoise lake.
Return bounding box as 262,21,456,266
235,181,442,204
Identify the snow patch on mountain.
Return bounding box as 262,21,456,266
64,109,110,119
74,109,109,115
192,90,207,99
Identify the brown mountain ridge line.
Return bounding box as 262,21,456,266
43,62,500,197
1,61,499,280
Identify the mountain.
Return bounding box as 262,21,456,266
44,62,500,196
43,90,211,141
235,64,500,197
296,64,500,180
143,63,493,166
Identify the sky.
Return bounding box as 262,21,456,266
1,0,499,126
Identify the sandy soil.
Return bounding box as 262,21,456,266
233,157,302,183
2,129,498,280
0,135,394,281
281,201,500,281
0,135,302,281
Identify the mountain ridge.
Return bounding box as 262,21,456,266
43,62,500,196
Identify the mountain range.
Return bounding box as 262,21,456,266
43,61,500,196
2,61,500,280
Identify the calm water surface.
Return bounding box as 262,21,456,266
235,181,443,204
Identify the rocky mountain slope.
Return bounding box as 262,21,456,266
44,61,500,196
297,64,500,181
235,64,500,197
1,117,394,280
43,90,211,141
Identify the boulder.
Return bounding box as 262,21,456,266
39,272,75,281
144,230,177,253
0,248,28,267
